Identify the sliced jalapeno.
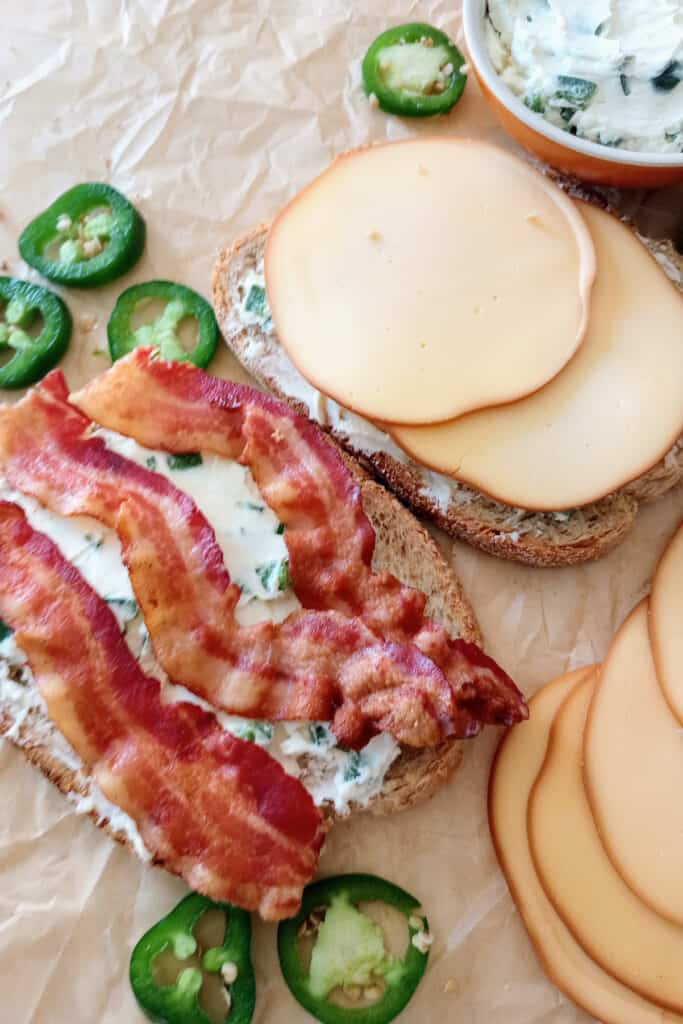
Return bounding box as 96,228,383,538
19,183,145,288
362,23,467,117
278,873,431,1024
0,277,71,389
108,281,219,368
130,892,256,1024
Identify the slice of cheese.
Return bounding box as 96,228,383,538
650,519,683,725
490,665,683,1024
584,601,683,926
265,139,595,426
390,203,683,511
529,669,683,1014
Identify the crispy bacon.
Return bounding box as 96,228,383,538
74,350,527,727
0,382,473,749
0,500,324,920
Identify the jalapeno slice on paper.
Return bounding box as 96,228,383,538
19,183,145,288
130,892,256,1024
278,873,431,1024
108,281,219,368
362,23,467,117
0,277,71,389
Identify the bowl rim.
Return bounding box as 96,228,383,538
462,0,683,169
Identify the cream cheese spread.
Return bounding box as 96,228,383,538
234,259,681,544
0,428,401,842
485,0,683,153
236,269,576,537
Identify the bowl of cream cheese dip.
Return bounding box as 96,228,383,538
463,0,683,187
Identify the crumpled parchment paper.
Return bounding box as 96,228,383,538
1,3,682,1022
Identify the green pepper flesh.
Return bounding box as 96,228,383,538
362,23,467,117
0,277,72,389
130,892,256,1024
19,183,145,289
108,281,219,369
278,873,431,1024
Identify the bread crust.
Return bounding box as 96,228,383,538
0,706,141,856
213,207,682,569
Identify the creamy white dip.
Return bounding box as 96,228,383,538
485,0,683,153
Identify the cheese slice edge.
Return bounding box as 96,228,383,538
584,599,683,927
529,660,683,1013
265,138,595,426
649,520,683,726
490,666,681,1024
389,203,683,511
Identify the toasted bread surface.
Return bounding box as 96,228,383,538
213,213,683,569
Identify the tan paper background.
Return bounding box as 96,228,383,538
1,3,682,1021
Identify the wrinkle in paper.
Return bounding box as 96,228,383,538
1,3,682,1023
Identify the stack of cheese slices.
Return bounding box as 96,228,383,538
214,137,683,567
489,517,683,1023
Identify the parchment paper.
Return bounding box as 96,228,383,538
1,4,682,1022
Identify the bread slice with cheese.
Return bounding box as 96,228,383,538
0,441,482,876
212,201,683,569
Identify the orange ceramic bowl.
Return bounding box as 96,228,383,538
462,0,683,189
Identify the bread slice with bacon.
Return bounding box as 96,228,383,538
0,467,478,832
212,200,683,569
0,351,525,917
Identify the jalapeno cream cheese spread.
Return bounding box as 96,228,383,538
485,0,683,153
0,429,401,846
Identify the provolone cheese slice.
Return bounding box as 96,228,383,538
390,204,683,511
265,139,595,425
529,670,683,1014
490,665,682,1024
650,519,683,725
584,601,683,926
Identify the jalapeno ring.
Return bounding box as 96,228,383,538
108,280,219,369
362,23,467,118
19,183,145,289
130,892,256,1024
0,277,71,389
278,873,431,1024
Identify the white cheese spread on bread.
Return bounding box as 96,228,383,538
0,430,401,836
235,270,609,542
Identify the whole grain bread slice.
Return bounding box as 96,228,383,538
212,217,683,569
0,447,484,879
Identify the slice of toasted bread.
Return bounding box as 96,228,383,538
212,214,683,569
0,441,483,878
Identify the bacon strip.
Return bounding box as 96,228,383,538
0,382,472,749
0,500,323,920
74,350,527,727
